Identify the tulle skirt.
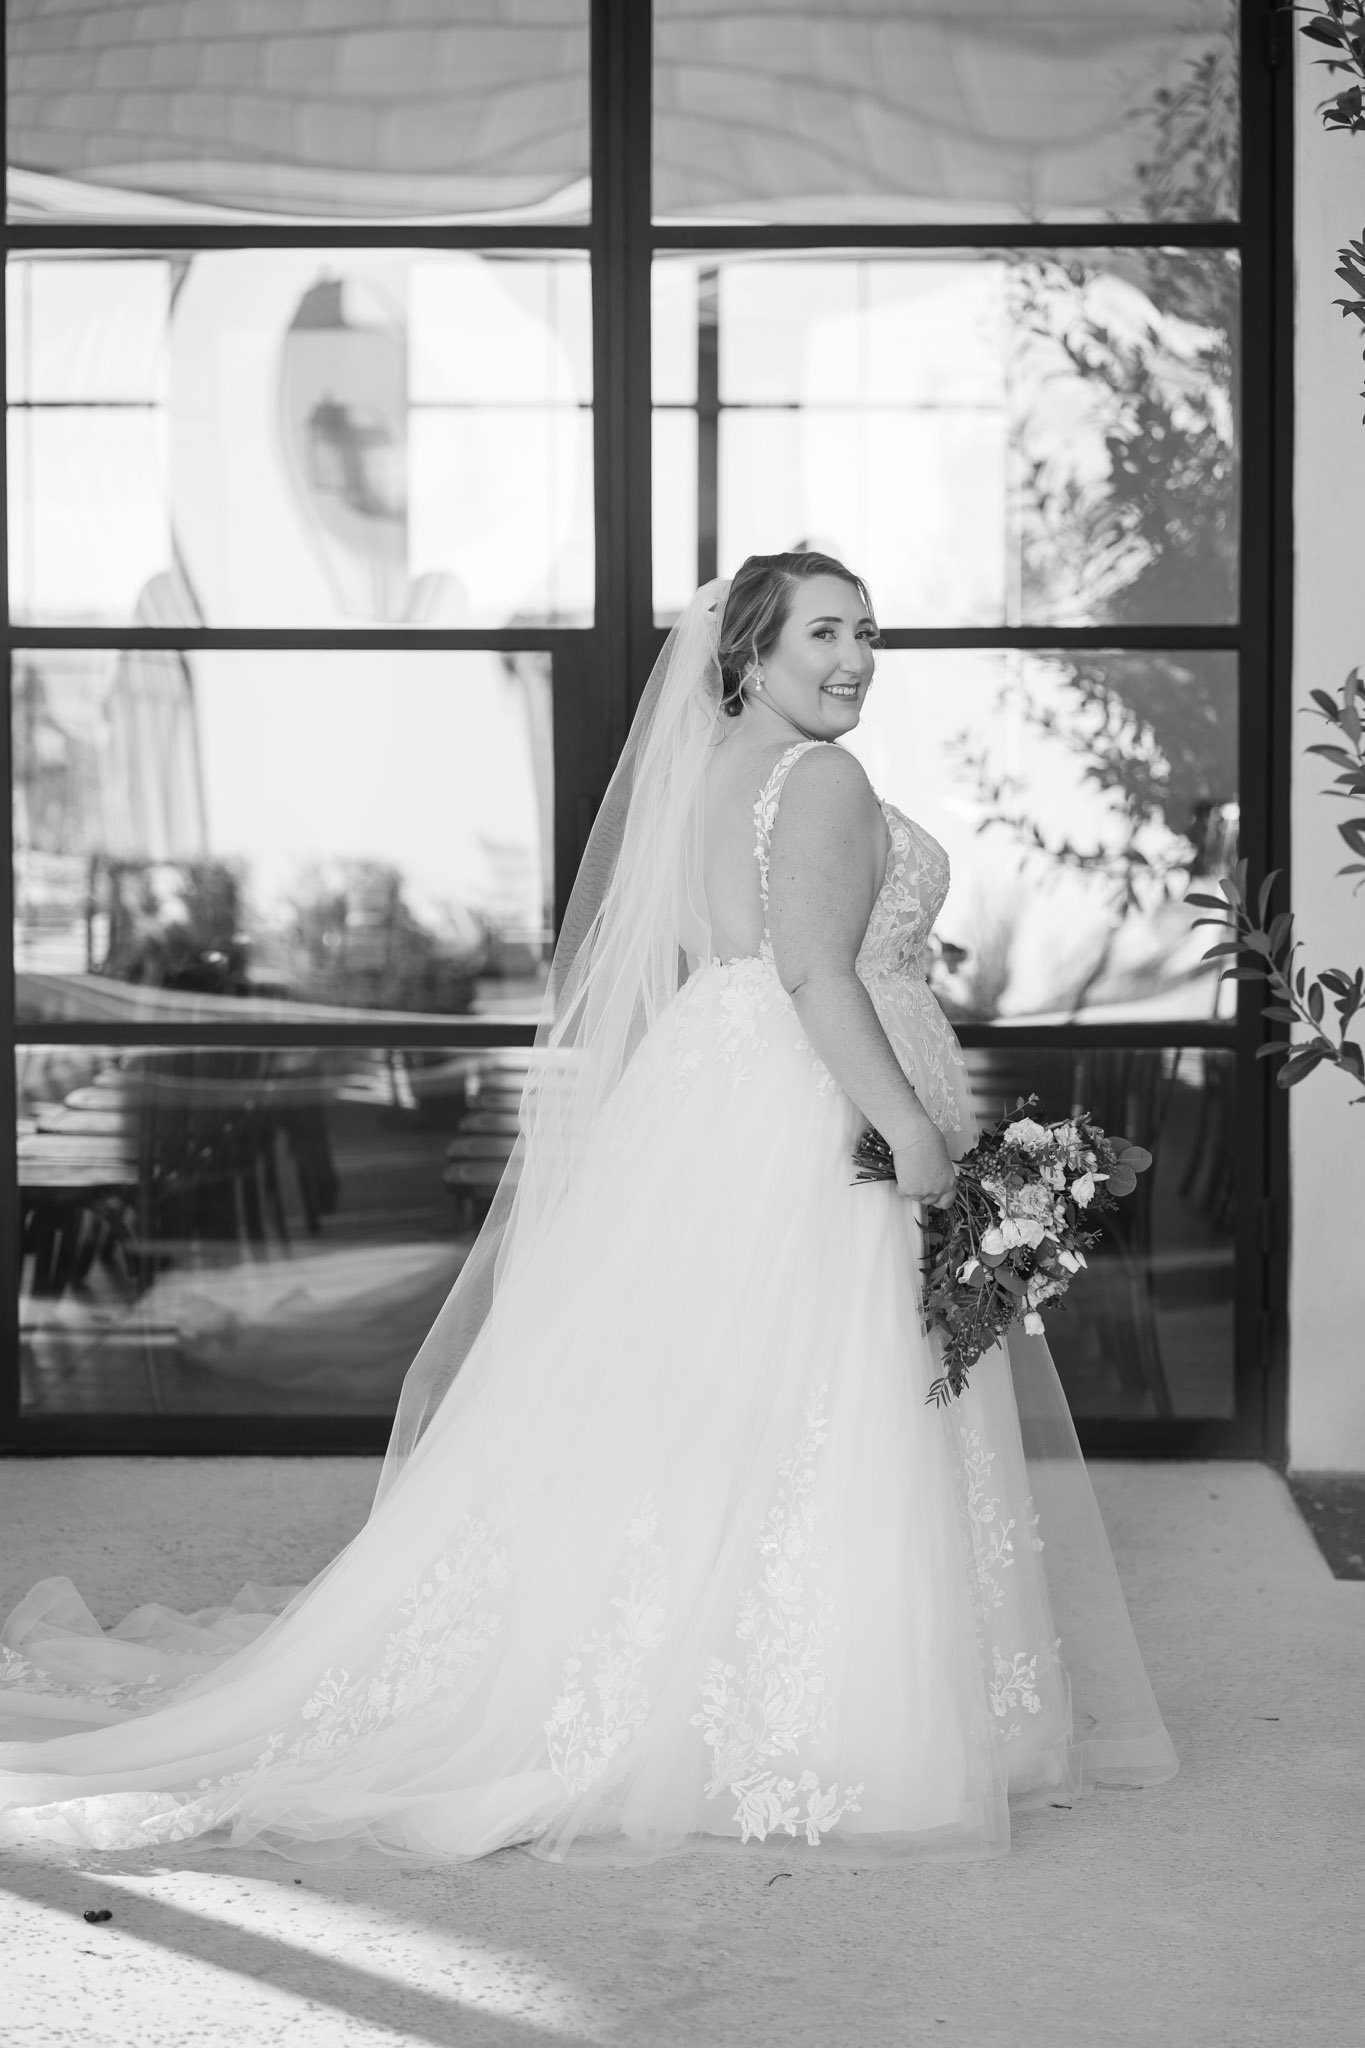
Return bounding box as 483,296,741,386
0,958,1176,1863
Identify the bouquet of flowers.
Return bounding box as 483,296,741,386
853,1095,1152,1407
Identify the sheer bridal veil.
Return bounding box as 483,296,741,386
375,578,730,1501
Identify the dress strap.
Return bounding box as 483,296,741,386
753,739,824,940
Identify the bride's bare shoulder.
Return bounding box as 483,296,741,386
710,732,873,799
774,742,881,838
706,737,882,867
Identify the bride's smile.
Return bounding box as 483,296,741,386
725,573,879,742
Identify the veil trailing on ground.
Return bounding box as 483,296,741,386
374,580,730,1504
0,572,1175,1851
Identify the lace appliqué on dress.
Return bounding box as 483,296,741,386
752,742,822,947
691,1388,863,1846
859,809,964,1136
961,1426,1017,1612
670,957,778,1094
753,745,964,1129
545,1497,668,1798
277,1514,510,1767
4,1517,513,1852
990,1648,1044,1730
713,960,774,1083
960,1425,1055,1743
0,1645,170,1713
671,1038,706,1099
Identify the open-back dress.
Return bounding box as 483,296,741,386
0,737,1177,1863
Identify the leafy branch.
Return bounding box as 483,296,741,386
1304,665,1365,881
1190,860,1365,1096
1298,0,1365,130
1196,13,1365,1090
1191,676,1365,1096
1295,2,1365,411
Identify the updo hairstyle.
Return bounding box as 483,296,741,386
716,550,874,718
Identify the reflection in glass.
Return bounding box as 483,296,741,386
7,1,591,225
846,649,1237,1026
961,1044,1235,1420
654,0,1238,225
14,652,553,1024
652,250,1238,627
7,251,593,627
14,1039,1232,1420
17,1043,532,1415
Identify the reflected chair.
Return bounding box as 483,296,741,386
443,1050,535,1230
132,1050,338,1257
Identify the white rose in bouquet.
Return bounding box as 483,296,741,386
1002,1118,1050,1152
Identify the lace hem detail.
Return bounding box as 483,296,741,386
545,1496,669,1798
691,1387,863,1846
0,1644,171,1713
960,1424,1058,1745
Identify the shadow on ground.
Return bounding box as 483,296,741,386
3,1459,1363,2047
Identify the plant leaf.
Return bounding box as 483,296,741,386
1278,1045,1331,1088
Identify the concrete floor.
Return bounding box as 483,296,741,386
1,1456,1361,2047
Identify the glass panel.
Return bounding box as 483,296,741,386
653,0,1238,225
960,1044,1235,1419
653,408,700,621
652,249,1238,627
14,1039,1233,1420
7,251,593,627
17,1042,532,1415
846,649,1237,1025
14,651,553,1024
7,1,591,225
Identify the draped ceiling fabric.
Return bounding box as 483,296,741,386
6,0,1235,226
652,0,1237,223
4,0,593,223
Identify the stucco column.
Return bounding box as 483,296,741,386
1288,32,1365,1469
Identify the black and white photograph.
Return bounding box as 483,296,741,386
0,3,1360,2042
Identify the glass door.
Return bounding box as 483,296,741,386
0,1,1287,1455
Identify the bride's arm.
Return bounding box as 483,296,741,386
766,747,956,1206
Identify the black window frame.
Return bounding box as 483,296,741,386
0,0,1293,1458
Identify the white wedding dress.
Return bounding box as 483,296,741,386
0,737,1176,1863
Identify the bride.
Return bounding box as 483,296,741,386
0,553,1176,1863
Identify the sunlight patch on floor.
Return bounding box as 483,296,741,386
4,1863,608,2046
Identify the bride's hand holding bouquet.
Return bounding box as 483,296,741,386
855,1095,1151,1408
885,1118,959,1210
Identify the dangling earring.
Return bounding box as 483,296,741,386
747,664,764,694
